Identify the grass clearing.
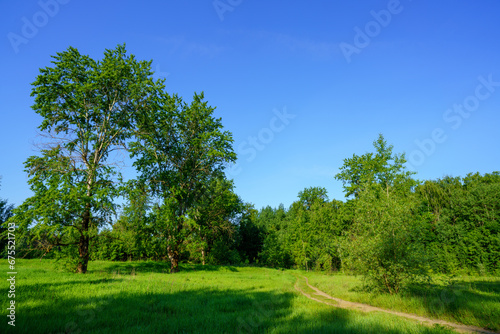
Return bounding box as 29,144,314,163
0,260,461,333
303,271,500,332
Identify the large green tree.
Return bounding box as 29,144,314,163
11,45,161,273
131,92,236,272
335,134,415,198
337,135,424,293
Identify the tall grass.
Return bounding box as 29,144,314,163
0,260,456,333
303,271,500,331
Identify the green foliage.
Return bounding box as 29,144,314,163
206,238,241,265
235,204,263,263
337,135,427,293
130,91,236,272
286,190,342,271
5,42,499,285
254,190,347,271
0,259,459,334
297,186,328,209
9,44,162,273
416,172,500,274
256,205,294,268
259,228,293,268
335,134,416,198
341,183,430,293
90,182,170,262
191,177,241,265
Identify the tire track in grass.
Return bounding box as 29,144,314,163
294,276,498,334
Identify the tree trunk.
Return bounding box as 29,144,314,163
77,235,89,273
167,244,180,273
77,172,94,274
201,248,206,266
77,204,91,274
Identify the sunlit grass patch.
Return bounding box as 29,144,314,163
0,260,457,333
304,271,500,331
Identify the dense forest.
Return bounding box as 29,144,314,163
1,45,499,294
4,135,499,292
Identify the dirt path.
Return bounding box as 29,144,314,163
294,276,498,334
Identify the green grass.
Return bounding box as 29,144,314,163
0,260,458,333
303,271,500,332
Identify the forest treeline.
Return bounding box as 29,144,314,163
94,142,500,278
1,45,498,293
6,135,499,291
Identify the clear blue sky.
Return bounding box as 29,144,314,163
1,0,499,210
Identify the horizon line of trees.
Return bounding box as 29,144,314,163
3,132,498,292
0,44,498,294
4,166,499,270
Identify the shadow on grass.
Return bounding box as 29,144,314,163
90,261,239,275
8,279,453,334
404,279,500,331
20,277,125,289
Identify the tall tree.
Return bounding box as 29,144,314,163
11,45,161,273
131,92,236,272
335,134,415,198
337,135,424,293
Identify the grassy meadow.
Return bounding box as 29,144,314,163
2,259,495,334
303,272,500,332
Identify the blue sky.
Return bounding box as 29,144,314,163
1,0,499,210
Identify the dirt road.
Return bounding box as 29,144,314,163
294,276,498,334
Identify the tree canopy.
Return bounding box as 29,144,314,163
130,91,236,272
11,44,163,273
335,134,416,198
